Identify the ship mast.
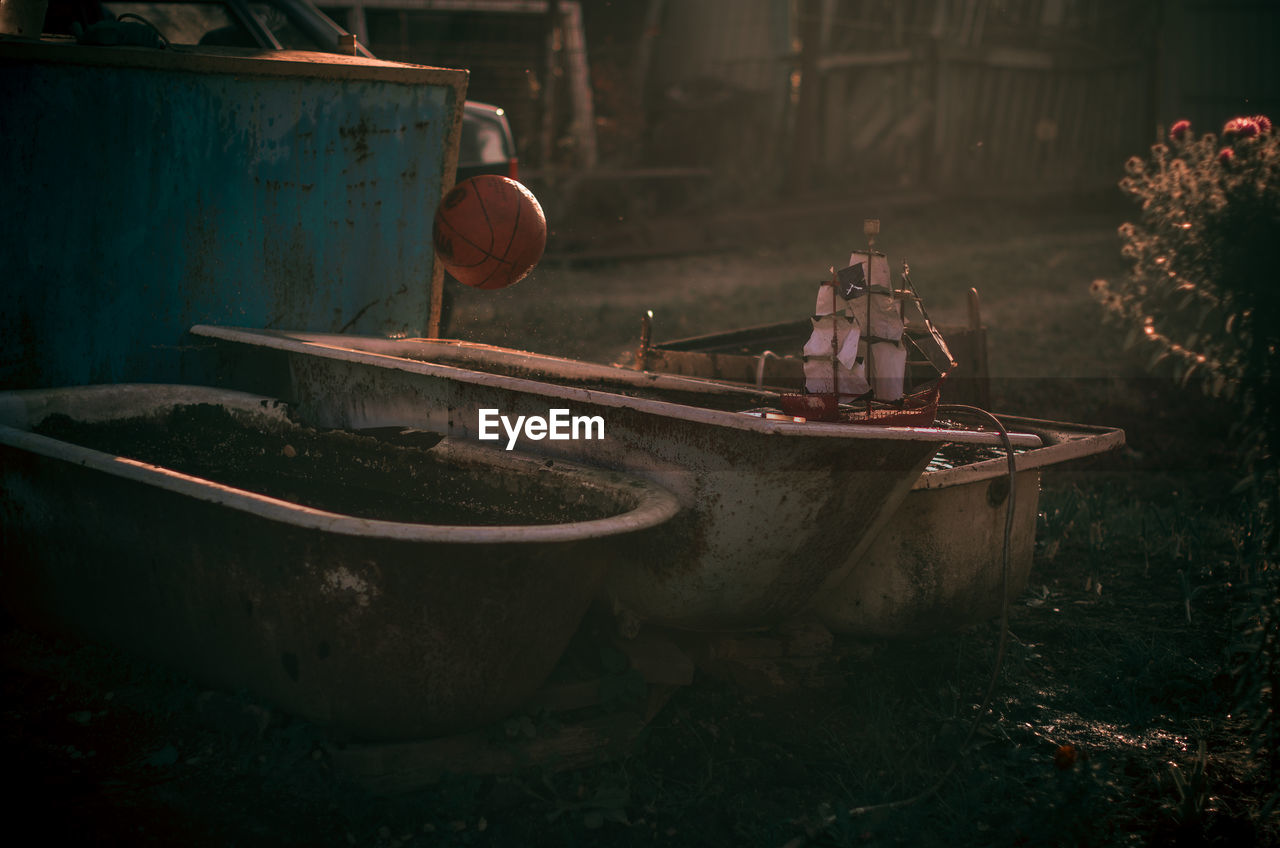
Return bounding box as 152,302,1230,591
864,219,879,417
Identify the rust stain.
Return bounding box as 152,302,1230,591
339,120,408,165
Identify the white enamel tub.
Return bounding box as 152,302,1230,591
191,327,1042,631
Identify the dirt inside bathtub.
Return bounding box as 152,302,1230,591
33,404,618,526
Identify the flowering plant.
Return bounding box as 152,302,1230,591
1094,115,1279,784
1095,114,1276,402
1093,116,1278,498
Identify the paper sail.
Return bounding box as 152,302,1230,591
803,357,869,397
814,282,849,317
803,314,855,358
845,251,891,289
844,292,904,343
801,249,910,403
837,324,863,369
868,341,908,401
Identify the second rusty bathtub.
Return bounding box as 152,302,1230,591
0,384,679,740
811,416,1125,637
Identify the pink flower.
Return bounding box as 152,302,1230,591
1169,119,1191,142
1222,117,1260,140
1218,147,1235,165
1253,114,1272,134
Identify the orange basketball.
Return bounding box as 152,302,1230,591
432,176,547,290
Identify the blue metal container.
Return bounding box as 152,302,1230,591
0,41,467,388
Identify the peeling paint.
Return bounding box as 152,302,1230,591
0,46,462,389
322,566,379,607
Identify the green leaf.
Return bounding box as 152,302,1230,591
1196,303,1216,329
1180,362,1199,388
1211,373,1227,397
1232,474,1257,495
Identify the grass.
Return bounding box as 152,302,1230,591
3,195,1277,846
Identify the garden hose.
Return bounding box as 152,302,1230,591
793,404,1018,839
936,404,1018,755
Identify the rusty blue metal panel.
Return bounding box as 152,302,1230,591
0,44,466,389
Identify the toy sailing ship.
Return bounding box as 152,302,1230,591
784,220,956,424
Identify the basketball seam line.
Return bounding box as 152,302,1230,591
478,195,524,288
439,181,503,263
439,217,518,269
475,185,496,253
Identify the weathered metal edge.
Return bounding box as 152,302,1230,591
913,416,1125,491
0,385,679,544
191,325,1046,449
0,37,469,89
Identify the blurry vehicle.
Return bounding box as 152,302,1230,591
457,100,518,182
44,0,517,183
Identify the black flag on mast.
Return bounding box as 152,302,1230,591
835,263,866,300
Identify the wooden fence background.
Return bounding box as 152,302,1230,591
319,0,1280,200
1153,1,1280,142
796,0,1161,196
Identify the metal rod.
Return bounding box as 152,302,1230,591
634,309,653,370
864,219,879,416
829,271,839,414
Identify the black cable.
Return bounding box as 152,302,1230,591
112,13,170,47
937,404,1017,754
789,404,1018,839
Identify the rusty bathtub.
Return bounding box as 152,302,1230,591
810,416,1125,637
190,327,1043,632
0,384,680,740
604,317,1126,635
